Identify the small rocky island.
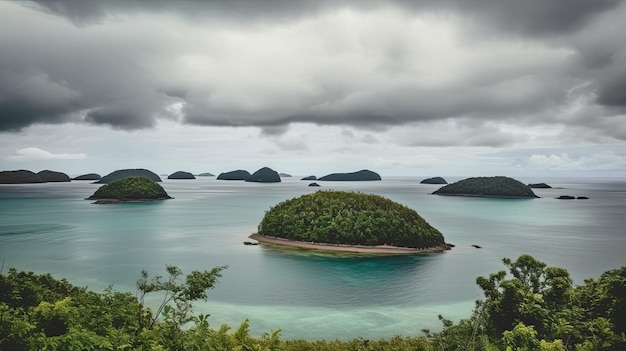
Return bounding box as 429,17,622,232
96,169,162,183
168,171,195,179
528,183,552,188
246,167,281,183
301,175,317,180
433,176,538,198
278,173,292,177
318,169,381,181
86,176,172,204
0,170,44,184
420,177,447,184
217,170,251,180
72,173,101,181
251,191,449,253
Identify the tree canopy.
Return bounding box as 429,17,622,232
258,190,445,248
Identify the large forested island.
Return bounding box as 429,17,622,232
86,176,172,203
96,169,162,184
433,176,538,198
253,191,447,252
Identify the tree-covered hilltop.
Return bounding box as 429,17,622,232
258,191,445,248
433,176,538,198
96,168,162,184
87,176,172,202
1,255,625,351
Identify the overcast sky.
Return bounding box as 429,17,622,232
1,0,625,177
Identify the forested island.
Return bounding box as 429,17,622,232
96,169,162,184
318,169,381,181
255,191,446,251
1,254,624,351
86,176,172,203
433,176,538,198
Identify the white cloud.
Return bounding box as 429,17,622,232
7,147,87,161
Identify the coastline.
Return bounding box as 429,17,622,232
248,233,450,254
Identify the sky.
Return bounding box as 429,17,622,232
1,0,626,178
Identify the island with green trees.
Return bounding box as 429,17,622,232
318,169,381,181
86,176,172,204
96,168,162,184
433,176,538,198
251,191,448,253
1,254,624,351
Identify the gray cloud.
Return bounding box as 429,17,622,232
0,0,624,147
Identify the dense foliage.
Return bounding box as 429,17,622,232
258,191,445,248
87,176,172,201
1,255,625,351
433,176,538,198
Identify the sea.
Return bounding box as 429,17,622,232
0,176,625,340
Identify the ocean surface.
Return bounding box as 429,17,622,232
1,176,625,340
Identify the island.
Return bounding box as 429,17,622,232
528,183,552,188
86,176,172,204
432,176,538,198
308,182,320,187
72,173,101,181
245,167,281,183
216,170,251,180
196,172,214,177
318,169,381,181
95,169,162,184
251,191,449,254
278,173,292,177
168,171,196,179
37,170,70,182
420,177,447,184
301,175,317,180
0,170,44,184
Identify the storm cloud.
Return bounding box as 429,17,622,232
1,0,625,148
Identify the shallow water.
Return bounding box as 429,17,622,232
1,176,625,340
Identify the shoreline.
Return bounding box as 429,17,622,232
248,233,450,254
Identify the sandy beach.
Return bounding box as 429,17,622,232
248,233,450,254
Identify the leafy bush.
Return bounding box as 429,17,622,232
258,190,445,248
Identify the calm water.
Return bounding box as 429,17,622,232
1,176,625,340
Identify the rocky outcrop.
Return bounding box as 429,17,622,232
245,167,281,183
0,170,44,184
72,173,101,181
318,170,381,181
301,175,317,180
528,183,552,188
433,176,538,198
168,171,196,179
37,170,70,182
420,177,447,184
95,169,162,183
217,170,251,180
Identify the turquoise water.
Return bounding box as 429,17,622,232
1,177,625,340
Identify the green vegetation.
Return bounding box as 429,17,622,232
318,169,381,181
1,255,624,350
87,176,172,201
258,191,445,248
96,169,162,184
433,176,538,198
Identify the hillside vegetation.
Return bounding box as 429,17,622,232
1,255,624,351
433,176,538,198
258,191,445,248
87,176,172,201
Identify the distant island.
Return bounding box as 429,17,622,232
246,167,281,183
96,169,162,183
37,170,70,182
252,191,448,253
0,170,44,184
196,172,214,177
72,173,101,181
528,183,552,188
318,170,381,181
86,176,172,204
168,171,195,179
433,176,538,198
216,170,251,180
278,173,292,177
420,177,447,184
301,175,317,180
